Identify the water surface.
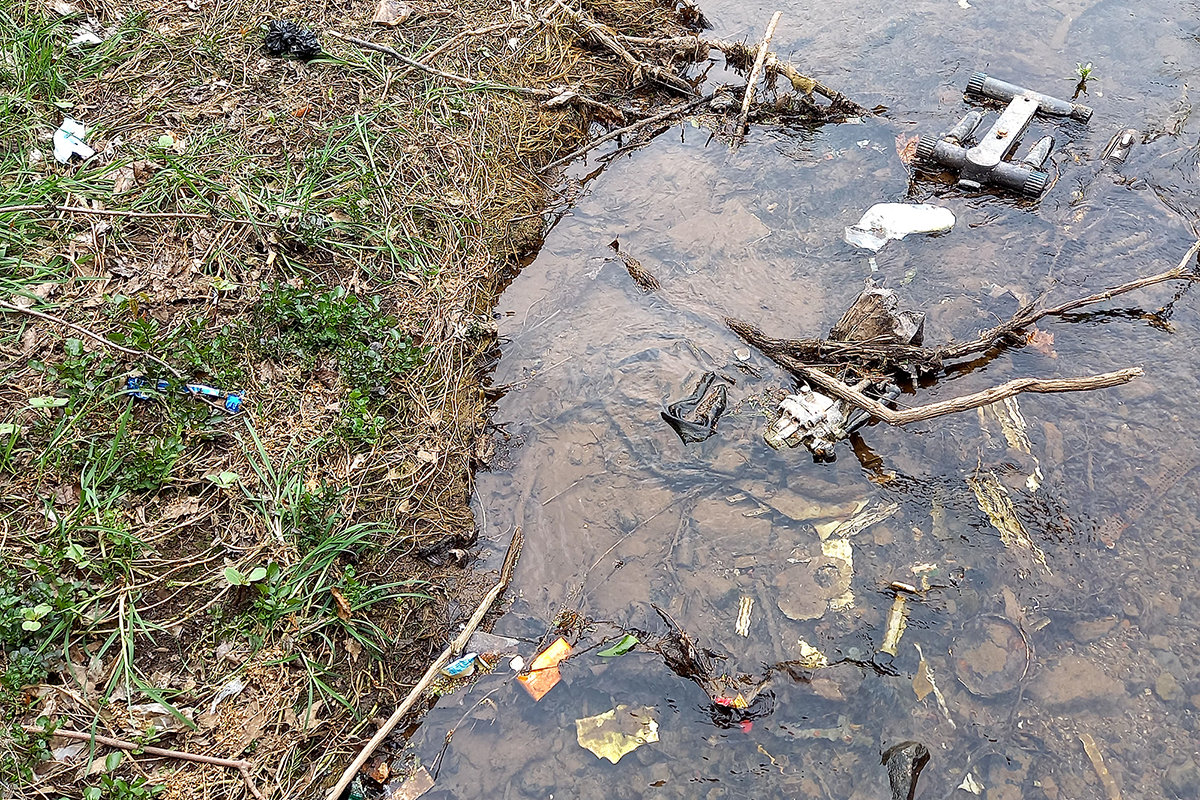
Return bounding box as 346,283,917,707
406,3,1200,798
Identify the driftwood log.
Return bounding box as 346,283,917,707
729,240,1200,426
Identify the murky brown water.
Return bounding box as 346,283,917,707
401,2,1200,798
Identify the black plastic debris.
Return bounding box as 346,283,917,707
882,741,930,800
264,20,321,60
661,371,726,444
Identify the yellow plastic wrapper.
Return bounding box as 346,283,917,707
575,705,659,764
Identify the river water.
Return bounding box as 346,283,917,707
402,2,1200,798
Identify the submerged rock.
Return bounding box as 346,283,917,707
882,741,929,800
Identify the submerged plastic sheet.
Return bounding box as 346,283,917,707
844,203,955,251
575,705,659,764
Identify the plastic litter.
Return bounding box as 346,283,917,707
126,376,244,413
465,631,519,655
439,653,478,678
916,72,1090,195
661,371,726,444
844,203,955,252
208,677,246,713
518,636,570,700
263,20,321,60
1102,128,1138,166
734,596,753,637
958,773,984,795
575,705,659,764
53,118,95,164
70,27,104,47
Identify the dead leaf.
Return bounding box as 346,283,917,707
913,657,934,701
298,697,324,732
345,637,362,663
895,133,919,166
21,328,39,355
1025,327,1057,358
372,0,412,26
112,165,136,195
390,766,435,800
416,448,439,464
53,482,80,506
366,757,390,782
810,678,844,701
331,587,353,621
160,495,202,521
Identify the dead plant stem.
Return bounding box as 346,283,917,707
735,11,781,143
0,204,253,224
327,31,546,96
0,301,184,379
796,363,1142,425
325,527,524,800
541,97,707,172
25,727,266,800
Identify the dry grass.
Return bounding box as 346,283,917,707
0,0,701,796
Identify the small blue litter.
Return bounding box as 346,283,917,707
441,653,479,678
126,376,244,413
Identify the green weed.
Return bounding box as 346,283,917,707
253,281,424,395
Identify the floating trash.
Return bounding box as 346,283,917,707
575,705,659,764
662,371,726,444
882,741,930,800
518,637,571,700
440,653,478,678
878,594,908,656
844,203,955,252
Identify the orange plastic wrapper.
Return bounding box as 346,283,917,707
518,637,571,700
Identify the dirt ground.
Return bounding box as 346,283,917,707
0,0,715,796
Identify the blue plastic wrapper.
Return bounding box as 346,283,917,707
126,376,244,413
440,653,479,677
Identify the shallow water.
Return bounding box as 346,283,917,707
404,2,1200,798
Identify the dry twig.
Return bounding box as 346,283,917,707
541,97,708,172
734,11,781,142
24,727,267,800
327,31,548,96
325,527,525,800
796,363,1142,425
0,300,185,380
0,204,254,224
729,240,1200,372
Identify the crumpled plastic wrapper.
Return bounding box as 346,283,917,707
575,705,659,764
264,20,321,60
